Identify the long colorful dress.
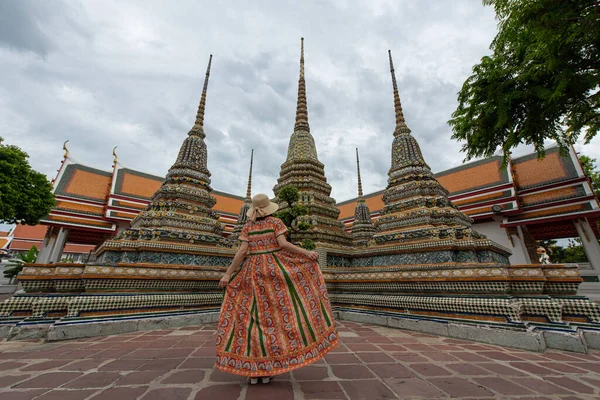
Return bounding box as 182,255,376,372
215,216,338,377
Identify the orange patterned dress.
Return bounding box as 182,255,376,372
215,216,338,377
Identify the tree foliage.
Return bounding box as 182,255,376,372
449,0,600,162
0,137,55,225
274,186,315,250
579,154,600,197
3,245,39,283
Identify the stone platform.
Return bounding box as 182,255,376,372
1,321,599,400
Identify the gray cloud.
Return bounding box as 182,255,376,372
6,0,595,206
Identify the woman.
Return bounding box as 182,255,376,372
215,193,338,384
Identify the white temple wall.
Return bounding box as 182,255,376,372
472,221,530,265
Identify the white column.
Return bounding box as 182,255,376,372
49,228,69,264
574,219,600,272
516,226,533,264
37,227,57,264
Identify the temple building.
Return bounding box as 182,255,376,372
1,40,599,350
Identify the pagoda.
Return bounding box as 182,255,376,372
273,38,352,247
97,55,225,262
351,148,376,245
230,150,254,241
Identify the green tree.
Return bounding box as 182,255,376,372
449,0,600,163
3,245,39,284
0,137,55,225
274,186,315,250
579,155,600,197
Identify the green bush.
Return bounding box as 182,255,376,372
3,245,38,284
275,185,315,250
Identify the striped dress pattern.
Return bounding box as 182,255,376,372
215,216,338,376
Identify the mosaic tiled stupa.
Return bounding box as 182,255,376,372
273,38,352,248
351,148,376,245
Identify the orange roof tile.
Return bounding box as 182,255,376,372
453,191,508,206
338,194,385,220
9,239,41,251
12,224,47,240
0,238,9,248
521,187,579,206
0,231,8,237
437,159,504,194
63,168,111,201
512,152,569,189
119,171,163,199
213,192,244,215
56,200,104,215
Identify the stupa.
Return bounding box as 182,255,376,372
230,150,254,241
273,38,352,248
351,148,377,245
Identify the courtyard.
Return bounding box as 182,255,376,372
0,321,599,400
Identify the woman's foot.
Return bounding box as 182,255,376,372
248,377,259,385
261,376,271,384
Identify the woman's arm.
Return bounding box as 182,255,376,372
277,234,319,261
219,241,248,288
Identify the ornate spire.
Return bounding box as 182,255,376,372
62,140,70,159
356,148,364,200
388,50,410,136
245,149,254,201
112,146,118,168
294,38,309,131
191,54,213,137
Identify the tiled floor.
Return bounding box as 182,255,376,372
0,321,599,399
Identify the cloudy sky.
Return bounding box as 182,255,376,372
1,0,599,204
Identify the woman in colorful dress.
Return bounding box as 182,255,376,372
215,193,338,384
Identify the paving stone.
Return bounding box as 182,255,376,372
246,381,294,400
377,344,407,352
536,362,587,373
99,359,148,371
330,365,375,379
546,377,596,394
63,372,122,389
445,363,490,376
421,351,460,362
355,352,395,363
90,387,148,400
478,363,529,376
299,381,346,399
474,377,534,395
292,365,330,381
0,375,33,389
140,387,191,400
210,369,245,382
409,363,452,377
194,384,241,399
0,362,27,371
508,361,559,375
428,377,494,397
114,370,166,386
391,353,428,363
384,377,445,398
21,360,73,371
367,363,415,378
0,389,49,399
513,377,574,395
59,359,107,372
346,343,378,352
178,357,215,369
478,351,524,361
35,389,99,400
325,353,361,364
15,372,82,389
137,358,184,370
452,351,490,362
340,379,396,400
161,370,205,384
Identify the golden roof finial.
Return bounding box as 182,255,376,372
245,149,254,201
356,148,364,200
388,50,407,130
294,38,310,131
112,146,118,168
194,54,213,129
62,140,70,159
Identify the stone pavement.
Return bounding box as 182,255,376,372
0,321,599,400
